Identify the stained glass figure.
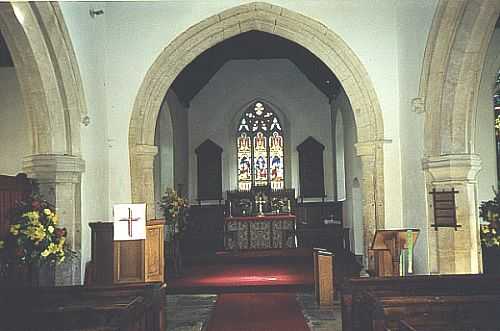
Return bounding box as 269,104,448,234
236,101,284,190
269,131,284,190
238,132,252,191
254,132,268,186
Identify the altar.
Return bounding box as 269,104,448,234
224,214,296,250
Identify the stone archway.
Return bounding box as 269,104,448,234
0,2,86,284
129,2,385,256
420,0,500,274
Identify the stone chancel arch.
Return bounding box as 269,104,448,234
129,2,385,257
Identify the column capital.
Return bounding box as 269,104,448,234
422,154,481,183
133,144,158,158
23,154,85,183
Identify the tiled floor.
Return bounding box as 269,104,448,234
166,294,217,331
165,293,342,331
297,293,342,331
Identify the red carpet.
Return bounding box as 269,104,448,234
168,249,313,294
205,292,310,331
168,262,312,293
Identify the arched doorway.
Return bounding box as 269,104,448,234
129,2,384,258
0,2,86,284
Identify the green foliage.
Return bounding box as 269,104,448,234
479,189,500,247
159,188,189,237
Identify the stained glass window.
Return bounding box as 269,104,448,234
494,71,500,188
237,102,284,191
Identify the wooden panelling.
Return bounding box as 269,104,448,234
114,239,145,284
0,174,34,237
145,220,165,282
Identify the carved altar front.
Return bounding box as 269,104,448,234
224,214,296,250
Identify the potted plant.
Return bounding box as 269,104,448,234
159,188,188,275
479,189,500,274
0,194,72,285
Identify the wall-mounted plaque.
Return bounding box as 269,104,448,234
297,137,325,198
429,188,460,230
196,139,223,201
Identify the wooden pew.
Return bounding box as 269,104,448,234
340,274,500,331
0,282,166,331
365,293,500,331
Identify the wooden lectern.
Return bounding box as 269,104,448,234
368,229,419,277
89,219,165,285
313,248,334,305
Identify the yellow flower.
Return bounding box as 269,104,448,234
10,224,20,236
48,225,54,234
44,208,51,216
41,249,50,257
52,214,58,224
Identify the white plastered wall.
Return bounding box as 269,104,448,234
187,59,333,202
0,67,29,175
477,27,500,207
59,2,109,277
334,90,363,255
397,0,437,274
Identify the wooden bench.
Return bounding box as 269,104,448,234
340,274,500,331
364,293,500,331
0,282,166,331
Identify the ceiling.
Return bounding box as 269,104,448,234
171,31,341,105
0,30,13,67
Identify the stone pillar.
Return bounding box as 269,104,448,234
422,154,482,274
355,141,385,263
130,144,158,220
23,154,85,285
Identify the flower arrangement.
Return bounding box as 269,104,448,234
0,195,69,265
271,197,286,213
159,188,189,235
479,189,500,247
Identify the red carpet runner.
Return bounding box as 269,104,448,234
205,292,310,331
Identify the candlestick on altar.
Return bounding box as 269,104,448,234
256,195,266,216
228,200,232,217
287,199,291,214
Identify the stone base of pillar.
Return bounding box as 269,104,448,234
423,154,482,274
23,154,85,285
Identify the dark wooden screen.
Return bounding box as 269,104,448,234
182,204,225,258
0,174,34,238
195,139,223,201
297,137,325,198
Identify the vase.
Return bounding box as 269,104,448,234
7,263,55,286
482,246,500,274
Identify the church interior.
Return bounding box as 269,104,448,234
0,1,500,330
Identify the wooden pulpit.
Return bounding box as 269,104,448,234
89,219,165,285
368,229,419,277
